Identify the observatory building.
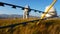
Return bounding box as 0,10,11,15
42,6,57,19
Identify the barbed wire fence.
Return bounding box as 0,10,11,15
0,19,41,34
0,2,44,34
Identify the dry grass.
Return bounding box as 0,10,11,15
0,18,60,34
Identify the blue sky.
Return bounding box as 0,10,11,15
0,0,60,17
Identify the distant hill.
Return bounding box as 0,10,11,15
0,14,23,19
0,14,39,19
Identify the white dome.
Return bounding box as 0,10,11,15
45,6,57,18
41,6,57,18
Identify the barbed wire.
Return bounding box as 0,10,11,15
0,19,40,29
0,2,44,13
0,2,44,29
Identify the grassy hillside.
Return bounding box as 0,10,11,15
0,18,60,34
